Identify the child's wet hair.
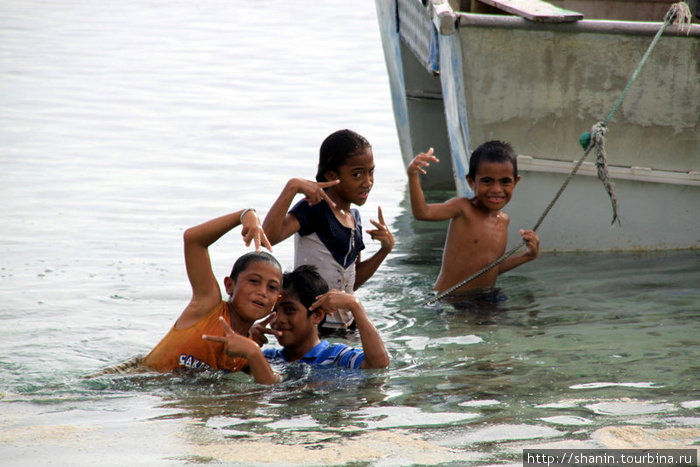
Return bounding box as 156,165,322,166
282,265,329,314
229,251,281,280
467,140,518,180
315,129,371,182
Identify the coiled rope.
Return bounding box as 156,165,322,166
424,1,692,306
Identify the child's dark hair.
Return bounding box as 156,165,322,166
315,129,371,182
229,251,281,280
282,265,329,314
467,140,518,180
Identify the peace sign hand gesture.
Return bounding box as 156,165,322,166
239,209,273,253
202,317,259,359
203,316,282,385
291,178,340,208
407,148,439,176
248,312,282,346
367,206,394,252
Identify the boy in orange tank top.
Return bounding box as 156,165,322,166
142,208,282,384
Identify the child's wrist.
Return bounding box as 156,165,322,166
288,178,303,192
240,208,256,223
243,341,264,359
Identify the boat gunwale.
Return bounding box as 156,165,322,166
518,155,700,186
454,13,700,37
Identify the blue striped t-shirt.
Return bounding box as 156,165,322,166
263,340,365,369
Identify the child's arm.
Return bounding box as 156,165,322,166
203,317,283,385
177,209,270,329
498,229,540,274
263,178,340,245
354,206,394,290
311,291,389,369
407,149,462,221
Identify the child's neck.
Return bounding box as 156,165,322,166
326,192,354,228
326,190,351,213
284,335,321,362
226,302,252,335
470,197,501,216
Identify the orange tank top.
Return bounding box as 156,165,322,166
142,301,248,373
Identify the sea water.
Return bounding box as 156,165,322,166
1,1,698,465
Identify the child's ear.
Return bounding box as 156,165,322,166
223,276,235,296
466,175,475,190
310,307,326,325
324,170,339,182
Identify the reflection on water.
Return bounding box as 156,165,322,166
1,0,699,465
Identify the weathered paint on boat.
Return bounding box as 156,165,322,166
375,0,699,251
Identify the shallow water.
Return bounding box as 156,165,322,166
1,1,699,466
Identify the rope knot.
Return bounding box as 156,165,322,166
666,2,693,34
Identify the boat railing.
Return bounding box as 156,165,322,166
454,12,700,37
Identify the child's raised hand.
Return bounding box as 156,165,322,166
248,312,281,346
310,289,359,316
519,229,540,259
367,206,395,252
293,178,340,208
407,148,439,175
240,210,273,252
202,317,259,359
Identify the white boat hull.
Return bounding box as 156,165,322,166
376,0,699,251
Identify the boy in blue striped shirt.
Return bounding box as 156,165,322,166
261,265,389,370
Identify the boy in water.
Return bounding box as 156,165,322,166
204,265,389,381
407,141,539,298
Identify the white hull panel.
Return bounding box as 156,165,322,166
376,0,699,251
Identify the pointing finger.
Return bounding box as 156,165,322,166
309,294,327,311
319,189,336,209
217,316,235,335
318,179,340,189
202,334,226,343
253,233,262,253
261,232,273,252
260,311,277,326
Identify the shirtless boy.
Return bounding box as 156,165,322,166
407,141,539,296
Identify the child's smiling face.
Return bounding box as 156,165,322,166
467,160,520,212
226,261,282,323
272,289,322,350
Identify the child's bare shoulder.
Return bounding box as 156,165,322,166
441,196,473,217
455,196,481,213
445,196,473,208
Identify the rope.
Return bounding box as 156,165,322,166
601,1,692,128
422,2,692,306
593,126,620,225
